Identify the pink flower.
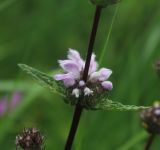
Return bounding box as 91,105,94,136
0,91,23,117
54,49,113,98
89,68,112,83
10,92,23,109
101,81,113,91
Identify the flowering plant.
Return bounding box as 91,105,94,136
17,1,150,149
18,59,147,111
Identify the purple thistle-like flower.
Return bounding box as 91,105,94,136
0,98,8,117
54,49,113,98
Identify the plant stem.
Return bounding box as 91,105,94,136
83,6,102,82
64,105,83,150
64,6,102,150
144,134,155,150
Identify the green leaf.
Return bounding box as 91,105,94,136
95,99,150,111
18,64,150,111
18,64,66,98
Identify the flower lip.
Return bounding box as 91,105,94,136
64,78,76,87
98,68,112,81
101,81,113,91
89,68,112,83
58,60,80,76
54,73,76,87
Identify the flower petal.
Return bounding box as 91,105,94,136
84,87,93,96
54,73,76,87
58,60,80,78
89,53,98,74
68,49,84,70
98,68,112,81
63,77,76,87
72,88,80,98
79,80,85,87
54,74,68,81
101,81,113,91
89,68,112,82
89,71,100,83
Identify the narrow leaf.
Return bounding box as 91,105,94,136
18,64,65,97
95,99,150,111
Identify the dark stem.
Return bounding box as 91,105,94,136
144,134,155,150
83,6,102,82
64,105,83,150
64,6,102,150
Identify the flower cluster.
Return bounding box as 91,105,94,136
0,91,22,117
140,102,160,134
16,128,44,150
54,49,113,100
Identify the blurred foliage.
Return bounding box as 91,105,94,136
0,0,160,149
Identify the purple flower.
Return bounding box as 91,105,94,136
79,80,85,87
10,92,23,109
54,49,113,98
101,81,113,91
0,98,8,117
0,91,23,118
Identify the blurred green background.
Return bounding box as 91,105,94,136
0,0,160,149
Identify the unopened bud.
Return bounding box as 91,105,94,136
140,102,160,134
16,128,44,150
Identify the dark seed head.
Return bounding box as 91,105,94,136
140,102,160,134
16,128,44,150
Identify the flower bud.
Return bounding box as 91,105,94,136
140,102,160,134
90,0,120,7
16,128,44,150
72,88,80,98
